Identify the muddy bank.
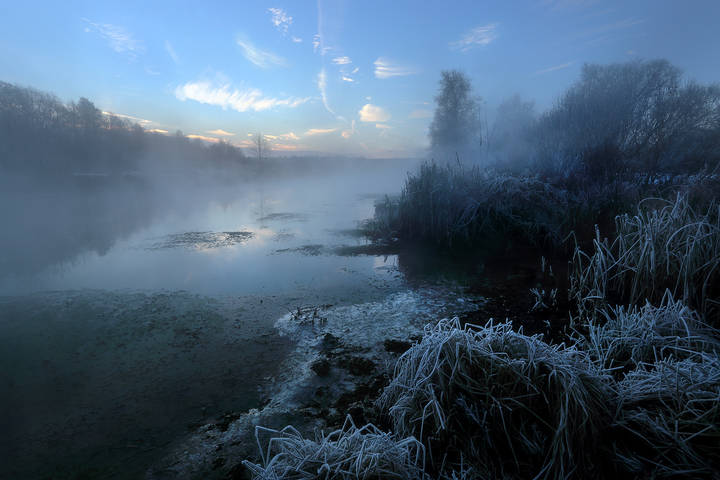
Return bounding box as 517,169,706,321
148,286,483,479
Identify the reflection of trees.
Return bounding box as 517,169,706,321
0,176,251,277
0,177,157,276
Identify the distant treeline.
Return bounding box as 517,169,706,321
0,81,251,180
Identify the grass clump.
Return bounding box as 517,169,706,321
242,416,427,480
570,193,720,321
377,318,614,479
614,354,720,478
575,293,719,374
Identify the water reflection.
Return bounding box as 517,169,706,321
0,162,418,295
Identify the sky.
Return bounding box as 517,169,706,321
1,0,719,157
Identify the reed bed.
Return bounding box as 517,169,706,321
242,416,427,480
570,193,720,321
377,318,614,479
370,161,570,248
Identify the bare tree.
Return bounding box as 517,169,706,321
253,132,270,163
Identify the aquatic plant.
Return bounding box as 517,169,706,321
242,416,427,479
570,193,720,321
377,318,614,479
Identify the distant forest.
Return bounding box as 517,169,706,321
0,81,254,180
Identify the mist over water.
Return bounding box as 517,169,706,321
0,160,416,296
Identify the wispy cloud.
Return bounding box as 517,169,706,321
82,18,144,59
101,111,152,126
375,124,391,129
207,129,234,136
186,134,221,143
278,132,300,140
292,36,303,43
341,76,354,83
305,128,338,136
147,128,168,134
533,61,574,76
165,40,180,64
333,56,352,65
175,79,309,112
312,34,321,53
373,58,417,79
317,69,335,116
268,7,293,35
451,23,498,51
359,104,390,122
409,109,432,119
342,120,356,139
236,37,287,68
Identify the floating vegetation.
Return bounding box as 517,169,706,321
258,212,311,223
273,244,326,256
147,231,254,250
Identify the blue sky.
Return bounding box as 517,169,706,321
1,0,719,157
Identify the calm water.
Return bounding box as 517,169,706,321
0,163,415,296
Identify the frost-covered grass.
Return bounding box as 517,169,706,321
243,310,720,479
570,193,720,321
576,293,719,373
615,354,720,477
377,318,614,479
241,416,426,480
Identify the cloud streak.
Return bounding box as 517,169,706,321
186,134,222,143
305,128,338,136
451,23,498,51
317,69,336,116
175,80,309,112
165,40,180,64
374,58,417,79
533,61,574,76
82,19,144,59
207,129,234,136
236,37,287,68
